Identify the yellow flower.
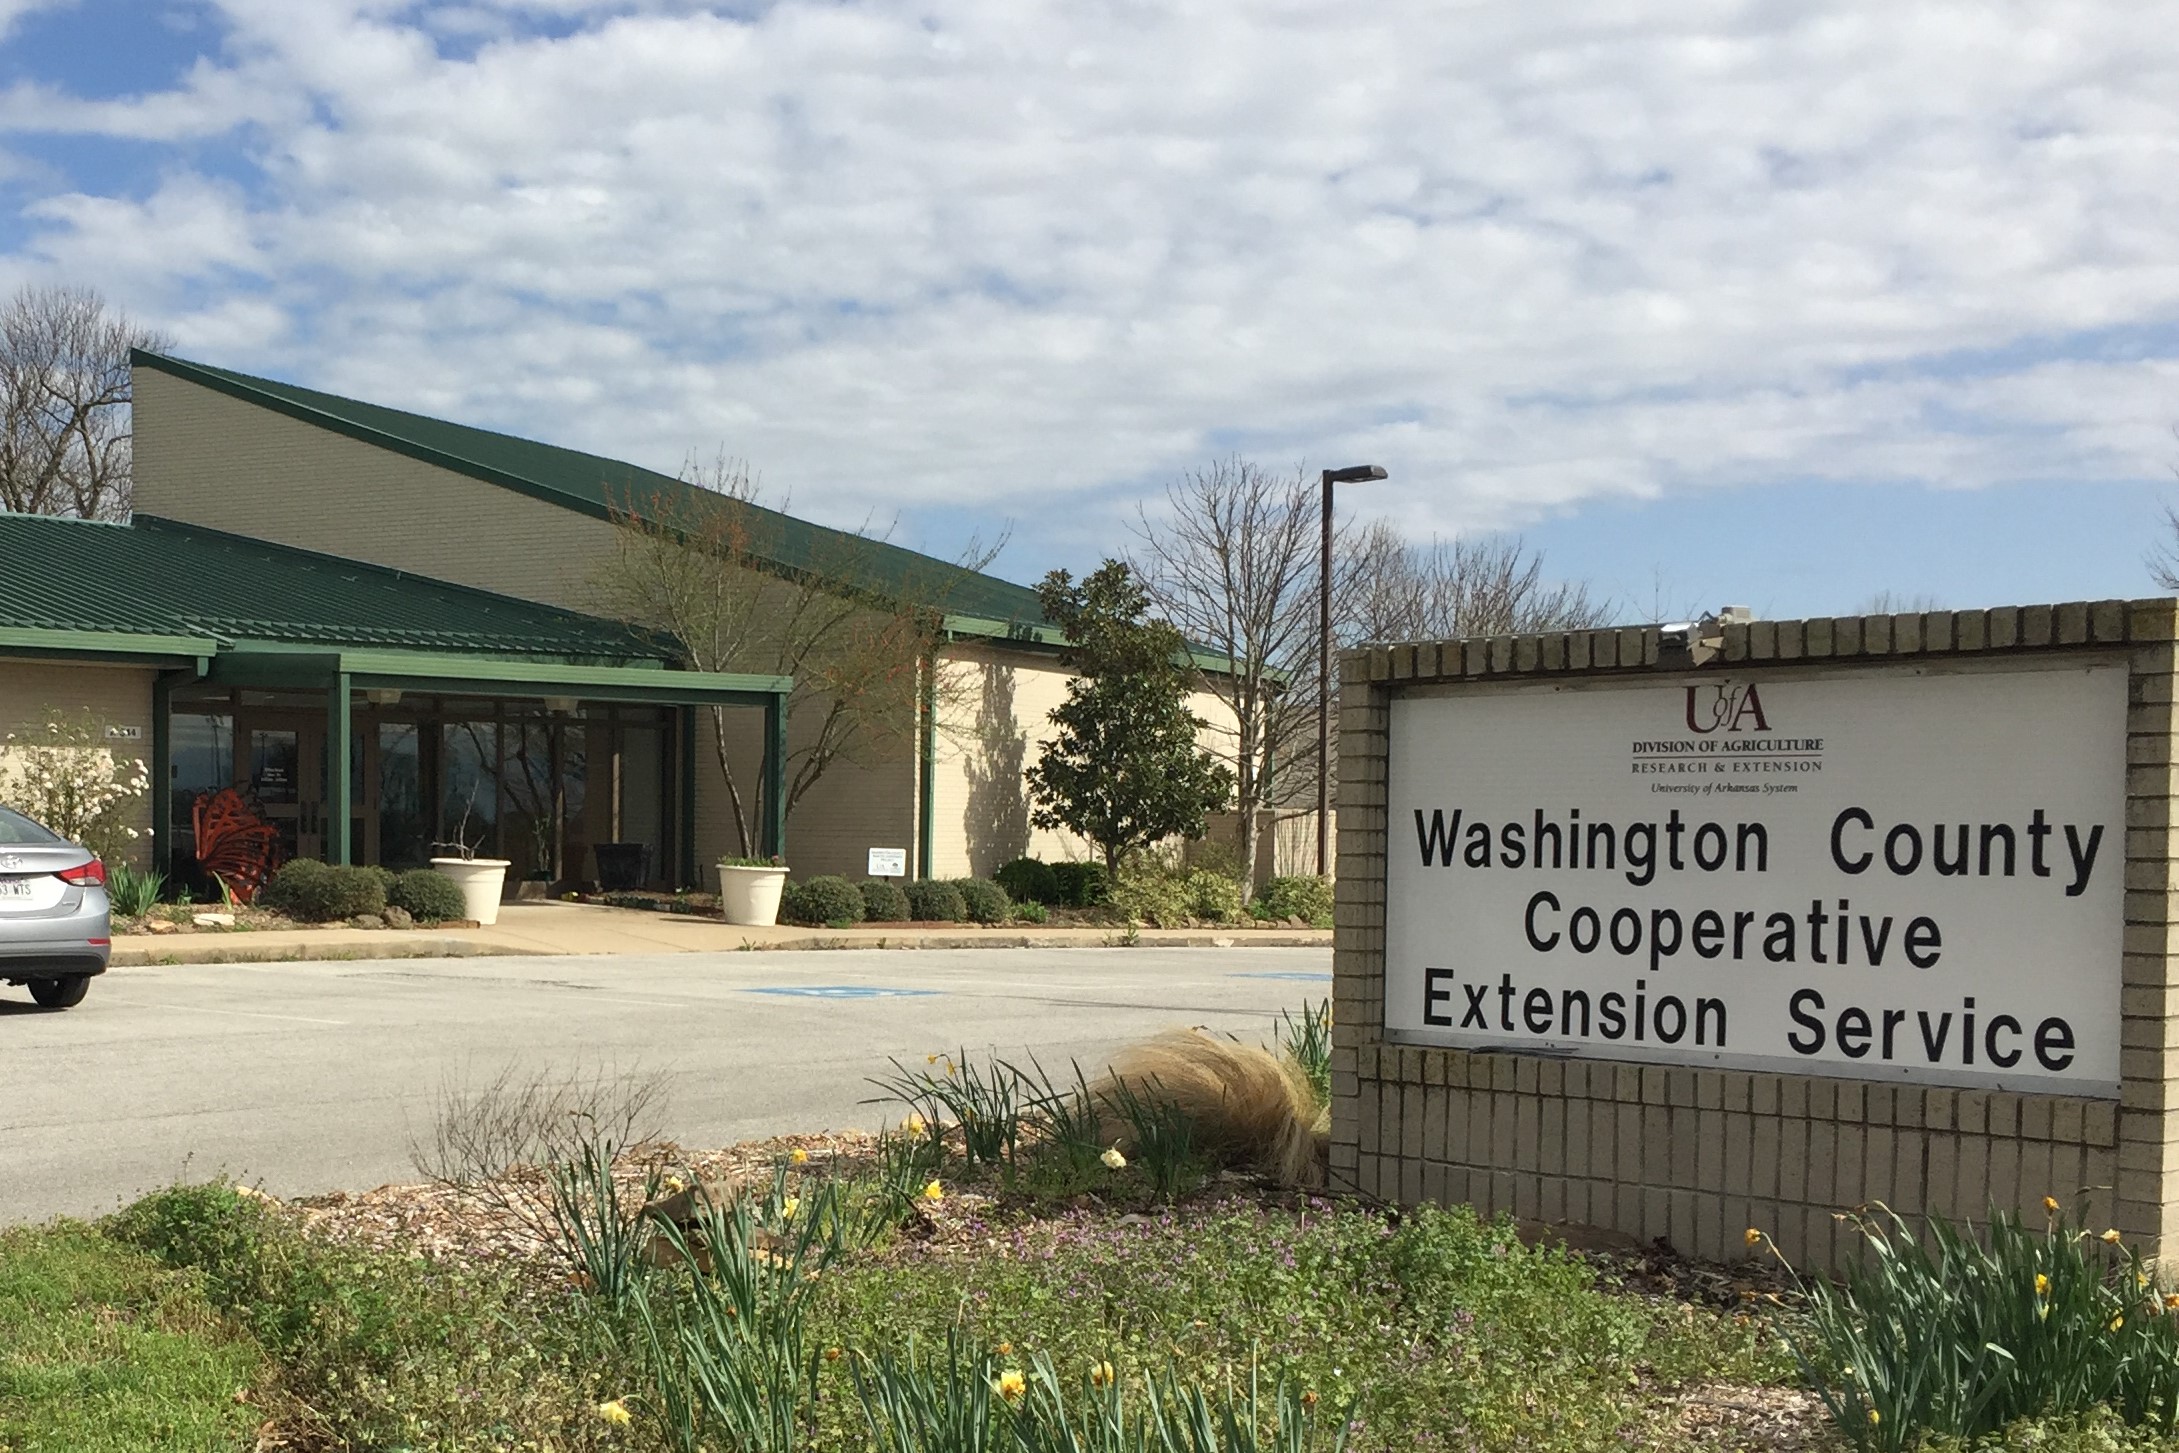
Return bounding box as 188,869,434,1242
779,1196,801,1220
1867,1409,1880,1427
2164,1293,2179,1311
2105,1229,2124,1245
1743,1227,1762,1248
927,1053,941,1065
946,1059,958,1079
1090,1360,1115,1388
2045,1196,2061,1215
1101,1145,1128,1170
921,1179,944,1203
826,1347,844,1362
664,1174,686,1193
2112,1314,2127,1332
1302,1390,1320,1410
903,1113,927,1136
2036,1273,2050,1296
995,1370,1026,1402
596,1397,634,1427
997,1341,1013,1356
789,1147,810,1165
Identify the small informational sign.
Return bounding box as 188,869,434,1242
104,724,142,742
1384,661,2128,1094
867,847,908,878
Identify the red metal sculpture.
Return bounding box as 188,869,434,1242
191,787,281,904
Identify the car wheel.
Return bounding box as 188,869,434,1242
27,977,89,1009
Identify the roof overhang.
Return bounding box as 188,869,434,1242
202,645,789,706
0,625,219,669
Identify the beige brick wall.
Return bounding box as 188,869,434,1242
0,659,158,859
927,640,1243,878
1331,600,2179,1272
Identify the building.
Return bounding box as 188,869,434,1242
0,351,1242,891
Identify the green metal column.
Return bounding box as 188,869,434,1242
677,706,698,889
326,673,352,864
761,693,788,861
916,651,937,879
150,672,175,878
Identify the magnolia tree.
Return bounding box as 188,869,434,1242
0,711,151,861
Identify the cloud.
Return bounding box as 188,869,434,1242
2,0,2176,570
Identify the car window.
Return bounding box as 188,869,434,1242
0,804,65,844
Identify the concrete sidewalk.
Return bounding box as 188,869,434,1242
109,899,1332,966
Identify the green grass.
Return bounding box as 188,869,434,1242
0,1222,263,1453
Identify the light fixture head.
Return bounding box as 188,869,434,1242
363,688,403,707
1323,464,1388,485
543,695,580,714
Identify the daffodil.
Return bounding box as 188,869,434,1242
1090,1360,1115,1388
2045,1196,2061,1215
779,1196,801,1220
1867,1409,1880,1427
2104,1229,2124,1244
997,1341,1013,1356
789,1147,810,1166
826,1346,844,1362
995,1370,1026,1402
2164,1293,2179,1311
596,1397,634,1427
1101,1145,1128,1170
1743,1227,1761,1248
927,1053,941,1065
1301,1390,1320,1410
2036,1273,2050,1296
921,1179,944,1203
2112,1314,2127,1332
664,1174,686,1193
903,1113,927,1136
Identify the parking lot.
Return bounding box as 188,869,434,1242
0,945,1328,1223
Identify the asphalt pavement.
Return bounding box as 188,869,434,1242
0,946,1330,1224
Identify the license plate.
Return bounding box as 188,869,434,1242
0,880,34,898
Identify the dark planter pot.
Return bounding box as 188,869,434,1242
594,842,652,891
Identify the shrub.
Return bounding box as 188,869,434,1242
1183,867,1245,924
993,856,1059,906
904,879,967,923
1012,900,1048,924
261,859,386,922
1111,861,1192,927
860,878,911,922
362,863,398,897
950,877,1011,925
782,874,866,927
1253,874,1334,926
1050,860,1111,908
389,868,469,923
106,860,165,917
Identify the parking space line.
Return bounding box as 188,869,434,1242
153,1003,350,1026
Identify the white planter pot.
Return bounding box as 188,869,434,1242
717,863,788,926
430,857,512,926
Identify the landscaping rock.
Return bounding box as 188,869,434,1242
191,911,235,928
350,913,385,929
144,917,182,934
382,905,415,929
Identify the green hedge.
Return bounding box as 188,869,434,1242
859,879,911,921
261,860,386,922
782,875,866,927
1252,874,1334,926
1050,861,1111,908
389,869,468,924
994,857,1059,906
950,877,1012,925
903,879,967,923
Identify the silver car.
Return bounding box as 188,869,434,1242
0,803,111,1009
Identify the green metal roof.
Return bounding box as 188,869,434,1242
0,512,662,660
134,350,1055,632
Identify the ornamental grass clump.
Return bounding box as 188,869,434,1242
1771,1199,2179,1450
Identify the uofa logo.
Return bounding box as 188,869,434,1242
1684,682,1771,735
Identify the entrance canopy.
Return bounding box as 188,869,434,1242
0,512,791,880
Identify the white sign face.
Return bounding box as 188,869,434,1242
1384,661,2129,1094
867,847,908,878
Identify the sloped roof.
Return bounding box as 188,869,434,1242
0,512,658,659
132,350,1055,633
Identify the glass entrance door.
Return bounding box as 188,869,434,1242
234,713,325,864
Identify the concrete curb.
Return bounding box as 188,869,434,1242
110,938,531,967
109,927,1333,966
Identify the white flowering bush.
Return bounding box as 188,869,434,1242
0,709,151,862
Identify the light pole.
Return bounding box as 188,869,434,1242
1319,464,1387,877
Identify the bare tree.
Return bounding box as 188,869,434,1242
590,455,1001,857
0,284,170,519
1130,459,1325,880
1342,523,1612,644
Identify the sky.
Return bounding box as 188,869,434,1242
2,0,2176,620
